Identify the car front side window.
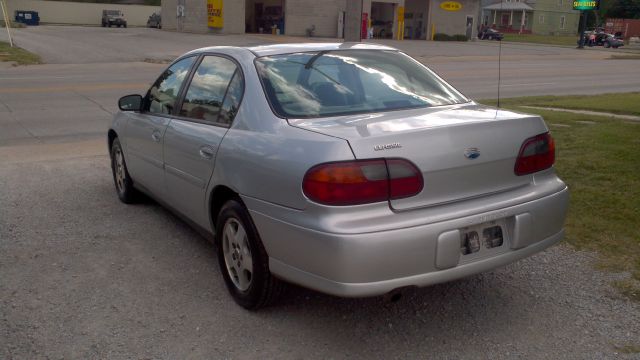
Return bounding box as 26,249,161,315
146,56,196,115
179,55,238,123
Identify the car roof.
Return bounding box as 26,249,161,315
189,42,398,58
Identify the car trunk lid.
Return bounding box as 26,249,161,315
289,103,549,210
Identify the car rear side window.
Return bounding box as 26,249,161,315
255,50,469,119
147,56,195,115
179,56,238,123
217,70,245,125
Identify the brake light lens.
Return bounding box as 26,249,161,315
303,159,423,206
514,132,555,176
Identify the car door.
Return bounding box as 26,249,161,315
163,55,245,228
124,56,197,198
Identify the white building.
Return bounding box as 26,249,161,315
162,0,482,40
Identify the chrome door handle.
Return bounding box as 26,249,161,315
199,145,215,160
151,130,162,142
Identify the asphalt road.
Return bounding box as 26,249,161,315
1,26,640,359
2,26,640,147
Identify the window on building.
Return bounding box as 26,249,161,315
539,15,544,24
560,16,566,29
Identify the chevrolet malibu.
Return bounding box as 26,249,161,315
108,43,569,310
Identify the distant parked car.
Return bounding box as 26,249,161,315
372,20,393,39
602,34,624,48
102,9,127,28
578,31,624,48
478,28,503,40
147,13,161,29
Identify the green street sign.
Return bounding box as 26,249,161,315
573,0,599,10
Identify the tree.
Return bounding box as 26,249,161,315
600,0,640,19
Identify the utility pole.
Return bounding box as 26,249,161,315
1,0,13,47
574,0,600,49
577,10,586,48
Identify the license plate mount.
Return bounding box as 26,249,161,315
460,219,510,259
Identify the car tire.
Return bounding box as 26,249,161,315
108,23,111,27
124,24,127,28
604,42,611,48
216,199,283,310
110,138,138,204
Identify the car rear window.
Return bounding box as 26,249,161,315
255,50,469,118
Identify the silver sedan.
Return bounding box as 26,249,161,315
108,43,569,310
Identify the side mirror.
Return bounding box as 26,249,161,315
118,94,143,111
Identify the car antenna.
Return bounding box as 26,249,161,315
496,0,504,110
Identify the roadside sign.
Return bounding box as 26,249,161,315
440,1,463,11
207,0,223,28
573,0,599,10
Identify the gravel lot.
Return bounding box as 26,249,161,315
1,144,639,359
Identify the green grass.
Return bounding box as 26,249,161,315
614,344,640,354
502,33,578,46
480,94,640,301
610,54,640,60
614,279,640,302
0,41,41,65
494,93,640,116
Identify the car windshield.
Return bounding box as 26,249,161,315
255,50,469,118
106,10,120,15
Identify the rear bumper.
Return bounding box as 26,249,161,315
246,186,569,297
269,229,563,297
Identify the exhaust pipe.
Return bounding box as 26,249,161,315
383,288,405,303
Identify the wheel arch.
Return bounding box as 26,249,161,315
209,185,242,236
107,129,118,152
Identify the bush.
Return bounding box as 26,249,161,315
0,20,26,28
433,33,450,41
433,33,468,41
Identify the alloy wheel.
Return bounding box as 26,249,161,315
222,218,253,291
114,148,125,193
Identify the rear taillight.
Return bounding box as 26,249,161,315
302,159,423,206
514,132,555,176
